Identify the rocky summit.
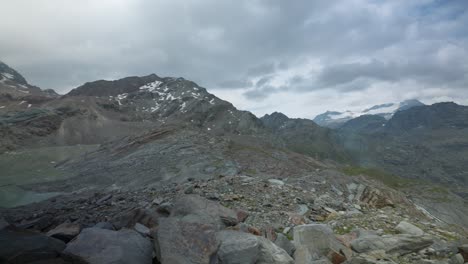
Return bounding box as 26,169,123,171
0,61,468,264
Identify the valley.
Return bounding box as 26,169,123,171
0,60,467,264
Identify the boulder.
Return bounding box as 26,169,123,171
46,222,81,243
450,253,464,264
217,230,260,264
395,221,424,236
275,233,295,256
64,227,153,264
156,217,219,264
293,224,350,263
457,244,468,262
293,224,337,256
215,230,294,264
170,195,238,228
294,246,319,264
0,227,66,263
351,233,433,256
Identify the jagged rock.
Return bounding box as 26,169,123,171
395,221,424,236
156,217,219,264
64,227,152,264
275,233,295,256
359,187,394,208
46,222,82,243
0,227,66,263
351,233,433,256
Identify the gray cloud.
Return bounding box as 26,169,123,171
0,0,467,116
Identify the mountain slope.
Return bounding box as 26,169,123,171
337,102,468,188
261,112,349,161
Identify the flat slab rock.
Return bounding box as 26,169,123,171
46,222,81,243
64,227,153,264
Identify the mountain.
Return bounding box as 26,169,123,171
1,64,468,264
313,99,425,128
338,102,468,187
0,60,58,101
260,112,349,161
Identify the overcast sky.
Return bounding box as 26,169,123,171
1,0,468,118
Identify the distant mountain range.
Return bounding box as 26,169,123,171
313,99,425,128
1,60,468,227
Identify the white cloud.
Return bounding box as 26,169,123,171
0,0,467,118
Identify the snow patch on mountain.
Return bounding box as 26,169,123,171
314,99,425,128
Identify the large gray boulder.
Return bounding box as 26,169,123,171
217,230,260,264
351,233,433,255
170,194,239,228
156,217,219,264
293,224,335,255
395,221,424,236
216,230,294,264
293,223,349,262
0,227,66,263
64,227,153,264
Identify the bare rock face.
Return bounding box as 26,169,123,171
64,227,153,264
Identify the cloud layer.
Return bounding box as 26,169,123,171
1,0,467,117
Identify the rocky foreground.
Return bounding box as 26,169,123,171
1,175,467,264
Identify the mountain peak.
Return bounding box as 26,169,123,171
314,99,425,128
0,60,28,85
